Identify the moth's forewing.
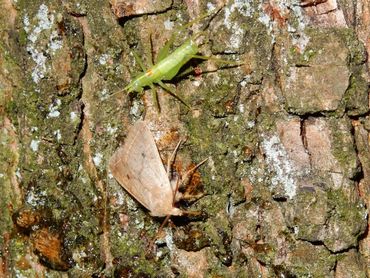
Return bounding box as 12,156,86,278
109,121,181,217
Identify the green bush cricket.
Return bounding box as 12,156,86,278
118,6,241,111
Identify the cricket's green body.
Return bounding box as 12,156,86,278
124,39,198,94
120,7,237,110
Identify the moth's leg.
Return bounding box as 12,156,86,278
174,157,208,203
172,176,181,205
181,158,208,195
181,190,205,202
181,210,208,221
156,80,190,108
148,177,181,253
166,138,183,178
147,213,171,254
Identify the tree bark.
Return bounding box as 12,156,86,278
1,0,369,276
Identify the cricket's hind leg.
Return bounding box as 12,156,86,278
174,52,242,82
156,80,189,108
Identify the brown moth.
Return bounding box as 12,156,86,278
109,120,182,217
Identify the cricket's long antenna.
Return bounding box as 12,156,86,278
175,4,225,36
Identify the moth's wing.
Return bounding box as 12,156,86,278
109,121,181,217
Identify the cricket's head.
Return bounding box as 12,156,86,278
123,85,132,94
123,80,137,94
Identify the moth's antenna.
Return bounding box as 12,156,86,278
166,139,183,181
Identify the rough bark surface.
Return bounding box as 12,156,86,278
0,0,369,277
